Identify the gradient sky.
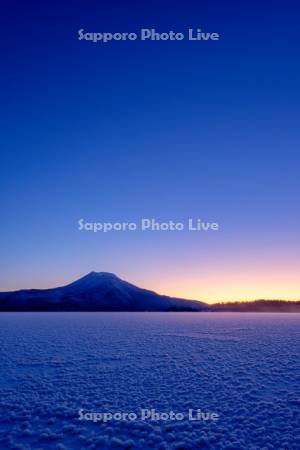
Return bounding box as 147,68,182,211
1,0,300,302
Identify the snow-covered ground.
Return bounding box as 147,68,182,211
0,313,299,449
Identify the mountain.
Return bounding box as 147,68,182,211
0,272,208,312
1,273,299,312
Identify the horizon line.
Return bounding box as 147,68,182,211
1,271,299,305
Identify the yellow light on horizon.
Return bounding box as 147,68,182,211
151,273,300,304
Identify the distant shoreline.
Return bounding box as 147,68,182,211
1,273,299,313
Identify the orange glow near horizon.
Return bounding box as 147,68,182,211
150,272,300,303
131,259,300,303
2,264,300,304
156,281,300,304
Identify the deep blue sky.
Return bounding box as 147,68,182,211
1,0,300,301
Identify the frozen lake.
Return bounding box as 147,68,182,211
0,313,299,449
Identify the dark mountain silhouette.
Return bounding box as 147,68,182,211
0,272,207,312
0,272,299,312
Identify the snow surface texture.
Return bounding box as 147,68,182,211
0,313,299,449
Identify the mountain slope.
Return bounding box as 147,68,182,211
0,272,207,312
